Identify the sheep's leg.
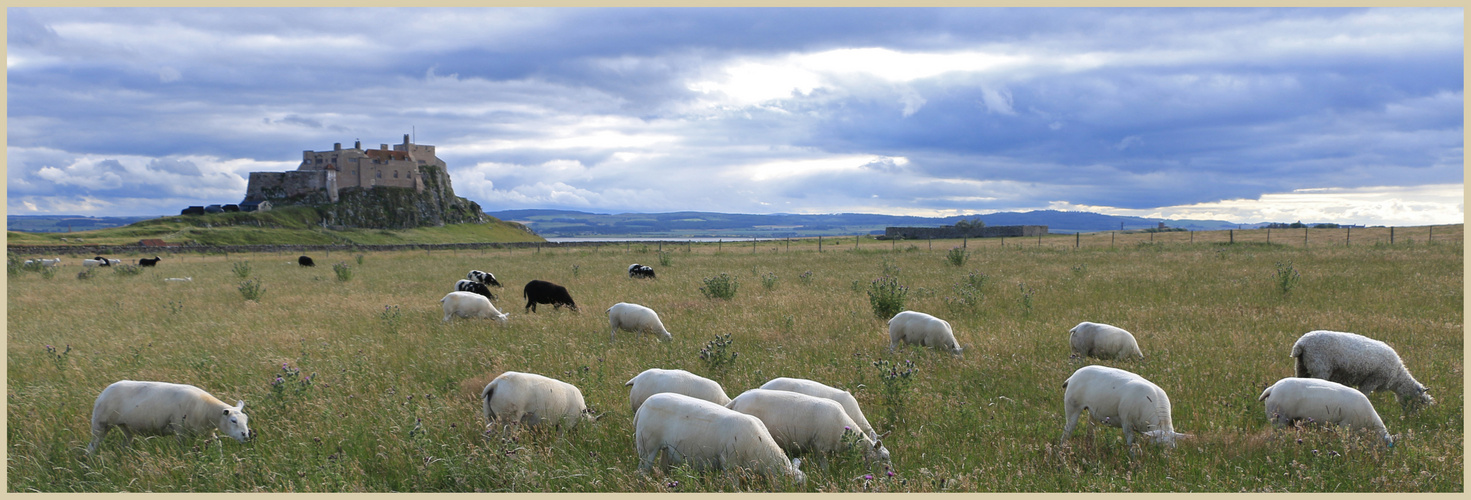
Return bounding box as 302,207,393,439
1122,421,1136,458
1060,406,1081,445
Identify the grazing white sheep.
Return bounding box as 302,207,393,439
625,368,731,413
726,388,889,463
759,377,878,441
164,277,193,282
607,302,673,342
440,291,509,325
481,371,593,434
1291,330,1434,410
1060,365,1186,456
1259,377,1393,446
87,380,250,455
634,392,804,484
1068,321,1144,360
887,310,962,354
39,258,60,267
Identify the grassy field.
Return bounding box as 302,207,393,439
6,226,1463,492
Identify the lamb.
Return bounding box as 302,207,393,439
634,392,805,484
759,377,879,441
138,256,162,267
455,279,498,301
87,380,250,455
36,258,60,267
1068,321,1144,361
628,264,657,279
726,388,890,463
440,291,509,325
523,279,578,313
1291,330,1434,410
625,368,731,413
1258,377,1393,446
607,302,673,342
467,270,503,288
887,310,962,354
1060,365,1186,456
481,371,593,434
298,255,315,267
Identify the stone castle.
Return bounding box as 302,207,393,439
243,134,441,204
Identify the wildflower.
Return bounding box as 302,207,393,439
864,474,874,480
887,471,895,477
1296,438,1303,444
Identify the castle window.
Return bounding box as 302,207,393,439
376,170,382,179
393,170,399,178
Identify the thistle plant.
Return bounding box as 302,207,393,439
698,333,738,372
232,261,252,279
872,358,918,427
761,272,779,290
867,276,908,319
657,251,673,267
333,262,353,282
946,247,968,267
700,273,739,300
238,278,265,301
112,264,143,276
380,305,403,333
1275,261,1301,295
799,270,814,285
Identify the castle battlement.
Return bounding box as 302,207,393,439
244,134,442,204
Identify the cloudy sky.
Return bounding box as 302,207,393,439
7,7,1464,226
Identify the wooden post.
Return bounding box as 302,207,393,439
1346,227,1351,247
1075,233,1080,248
718,239,722,251
753,238,757,254
1304,228,1308,247
1038,233,1042,247
1111,232,1114,248
928,237,932,251
1390,227,1395,244
1230,230,1234,244
1429,226,1433,243
658,241,662,252
818,236,822,252
1267,228,1271,245
855,234,859,250
963,236,967,249
1190,230,1193,244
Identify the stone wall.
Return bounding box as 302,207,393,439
245,170,337,203
883,225,1048,239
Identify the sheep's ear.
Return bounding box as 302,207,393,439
237,400,246,409
791,457,802,470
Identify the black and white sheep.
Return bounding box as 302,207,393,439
1291,330,1434,410
467,270,503,288
298,256,315,267
455,279,498,301
523,279,578,313
138,256,162,267
628,264,657,279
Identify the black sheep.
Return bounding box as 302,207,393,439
523,279,578,313
138,256,162,267
298,256,315,267
455,279,497,301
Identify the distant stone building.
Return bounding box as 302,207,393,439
243,134,440,204
883,225,1048,239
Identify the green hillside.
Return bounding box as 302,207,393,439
5,206,543,247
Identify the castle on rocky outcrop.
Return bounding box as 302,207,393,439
238,135,490,229
243,134,440,204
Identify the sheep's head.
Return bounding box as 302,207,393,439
1144,429,1188,447
219,401,251,443
1406,386,1436,409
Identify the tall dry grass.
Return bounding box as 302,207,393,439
7,227,1463,492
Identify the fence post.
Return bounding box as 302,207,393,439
718,239,722,252
1076,233,1080,248
1230,230,1234,244
1190,230,1194,244
818,236,822,252
1390,227,1395,244
855,234,859,250
1111,232,1115,248
963,236,967,249
753,238,757,254
1346,227,1350,247
1429,226,1433,243
1304,228,1308,247
1267,228,1270,245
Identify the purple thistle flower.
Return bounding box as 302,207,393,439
864,474,873,480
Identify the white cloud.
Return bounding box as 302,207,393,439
1047,184,1465,226
978,85,1015,115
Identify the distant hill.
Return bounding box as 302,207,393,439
7,206,542,247
7,215,157,233
487,209,1245,238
